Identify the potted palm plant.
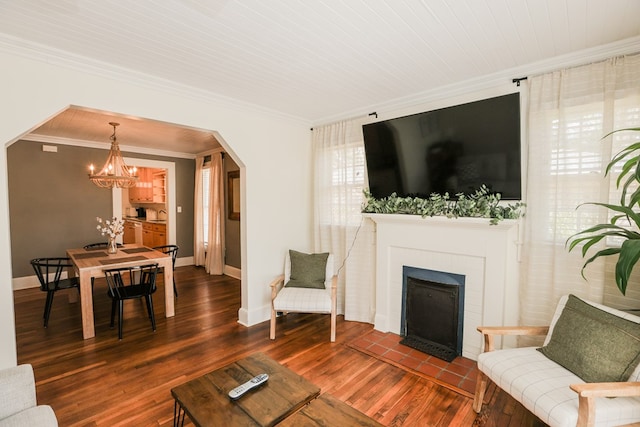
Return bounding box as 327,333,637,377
567,127,640,295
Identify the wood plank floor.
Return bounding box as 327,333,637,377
14,266,546,426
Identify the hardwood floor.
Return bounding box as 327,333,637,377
14,266,545,426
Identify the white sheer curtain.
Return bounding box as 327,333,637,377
520,53,640,328
194,152,225,275
313,117,376,323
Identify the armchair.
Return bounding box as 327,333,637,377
270,250,338,342
473,295,640,427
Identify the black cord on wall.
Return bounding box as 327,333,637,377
336,215,365,275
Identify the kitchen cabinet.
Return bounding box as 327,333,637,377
142,222,154,247
152,171,166,203
123,221,136,244
152,223,166,247
124,220,143,244
129,168,153,203
142,221,166,247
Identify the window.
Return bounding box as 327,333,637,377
533,100,640,244
317,142,367,226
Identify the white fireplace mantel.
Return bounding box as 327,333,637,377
364,213,520,360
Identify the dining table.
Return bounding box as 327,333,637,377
66,243,174,339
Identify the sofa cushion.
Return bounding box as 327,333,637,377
478,347,640,427
544,295,640,382
273,287,332,313
537,294,640,383
285,250,329,289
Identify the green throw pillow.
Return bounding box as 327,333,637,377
284,250,329,289
537,294,640,383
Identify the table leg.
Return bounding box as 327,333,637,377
79,270,95,339
164,260,175,317
67,266,78,303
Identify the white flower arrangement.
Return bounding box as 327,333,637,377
96,217,125,238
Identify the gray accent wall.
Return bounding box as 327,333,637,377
8,140,195,278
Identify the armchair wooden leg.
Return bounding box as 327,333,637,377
270,307,276,340
473,370,488,413
576,394,595,427
330,311,336,342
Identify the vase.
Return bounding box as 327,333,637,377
108,237,118,254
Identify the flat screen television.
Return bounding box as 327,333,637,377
362,93,521,200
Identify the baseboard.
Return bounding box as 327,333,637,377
13,275,39,291
224,265,241,280
237,304,270,327
13,272,71,291
175,256,193,268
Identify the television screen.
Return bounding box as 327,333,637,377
362,93,521,200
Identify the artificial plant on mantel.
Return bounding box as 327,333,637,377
361,184,525,225
567,128,640,296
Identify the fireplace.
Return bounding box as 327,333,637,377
401,266,465,362
364,213,521,360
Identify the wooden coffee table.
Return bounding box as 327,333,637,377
171,352,320,426
278,393,384,426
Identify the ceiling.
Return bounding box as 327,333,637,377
1,0,640,155
28,107,220,157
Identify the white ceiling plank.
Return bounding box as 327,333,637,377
0,0,638,152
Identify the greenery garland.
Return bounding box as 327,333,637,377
361,185,525,225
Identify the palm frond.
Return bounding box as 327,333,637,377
581,247,621,280
614,239,640,295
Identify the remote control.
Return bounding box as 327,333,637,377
228,373,269,400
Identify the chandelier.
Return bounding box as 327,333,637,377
88,122,139,189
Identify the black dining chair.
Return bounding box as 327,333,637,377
104,264,159,340
152,245,179,297
83,242,123,250
30,258,80,328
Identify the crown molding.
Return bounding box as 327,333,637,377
23,134,197,160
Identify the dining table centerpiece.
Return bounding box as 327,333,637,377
96,217,125,253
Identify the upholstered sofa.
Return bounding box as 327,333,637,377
473,294,640,427
0,364,57,426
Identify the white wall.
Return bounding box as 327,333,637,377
0,49,312,368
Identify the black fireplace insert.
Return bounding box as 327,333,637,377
400,267,465,362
